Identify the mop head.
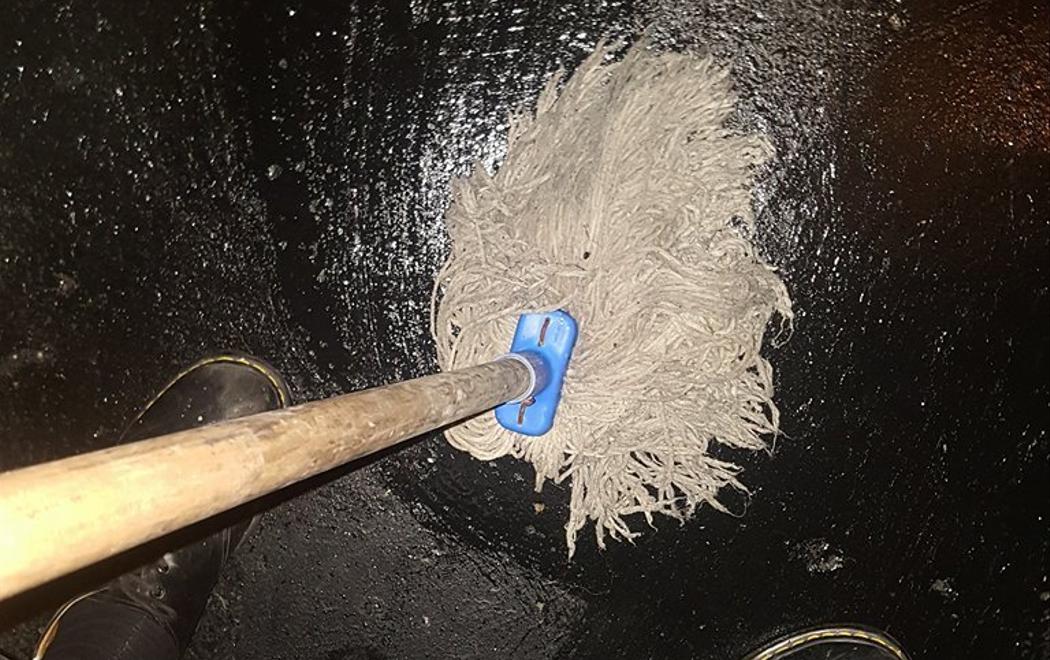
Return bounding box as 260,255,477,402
431,39,792,555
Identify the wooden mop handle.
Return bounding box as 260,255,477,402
0,358,530,602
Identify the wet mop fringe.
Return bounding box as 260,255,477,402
431,39,792,556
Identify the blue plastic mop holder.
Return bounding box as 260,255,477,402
495,310,578,437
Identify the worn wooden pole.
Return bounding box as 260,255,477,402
0,358,531,602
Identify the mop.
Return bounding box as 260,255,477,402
433,39,791,554
0,37,790,599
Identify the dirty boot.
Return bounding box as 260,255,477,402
33,354,290,660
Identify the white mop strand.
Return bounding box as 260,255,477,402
431,40,792,555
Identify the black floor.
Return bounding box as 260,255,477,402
1,1,1047,658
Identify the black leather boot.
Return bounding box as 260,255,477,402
34,354,290,660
